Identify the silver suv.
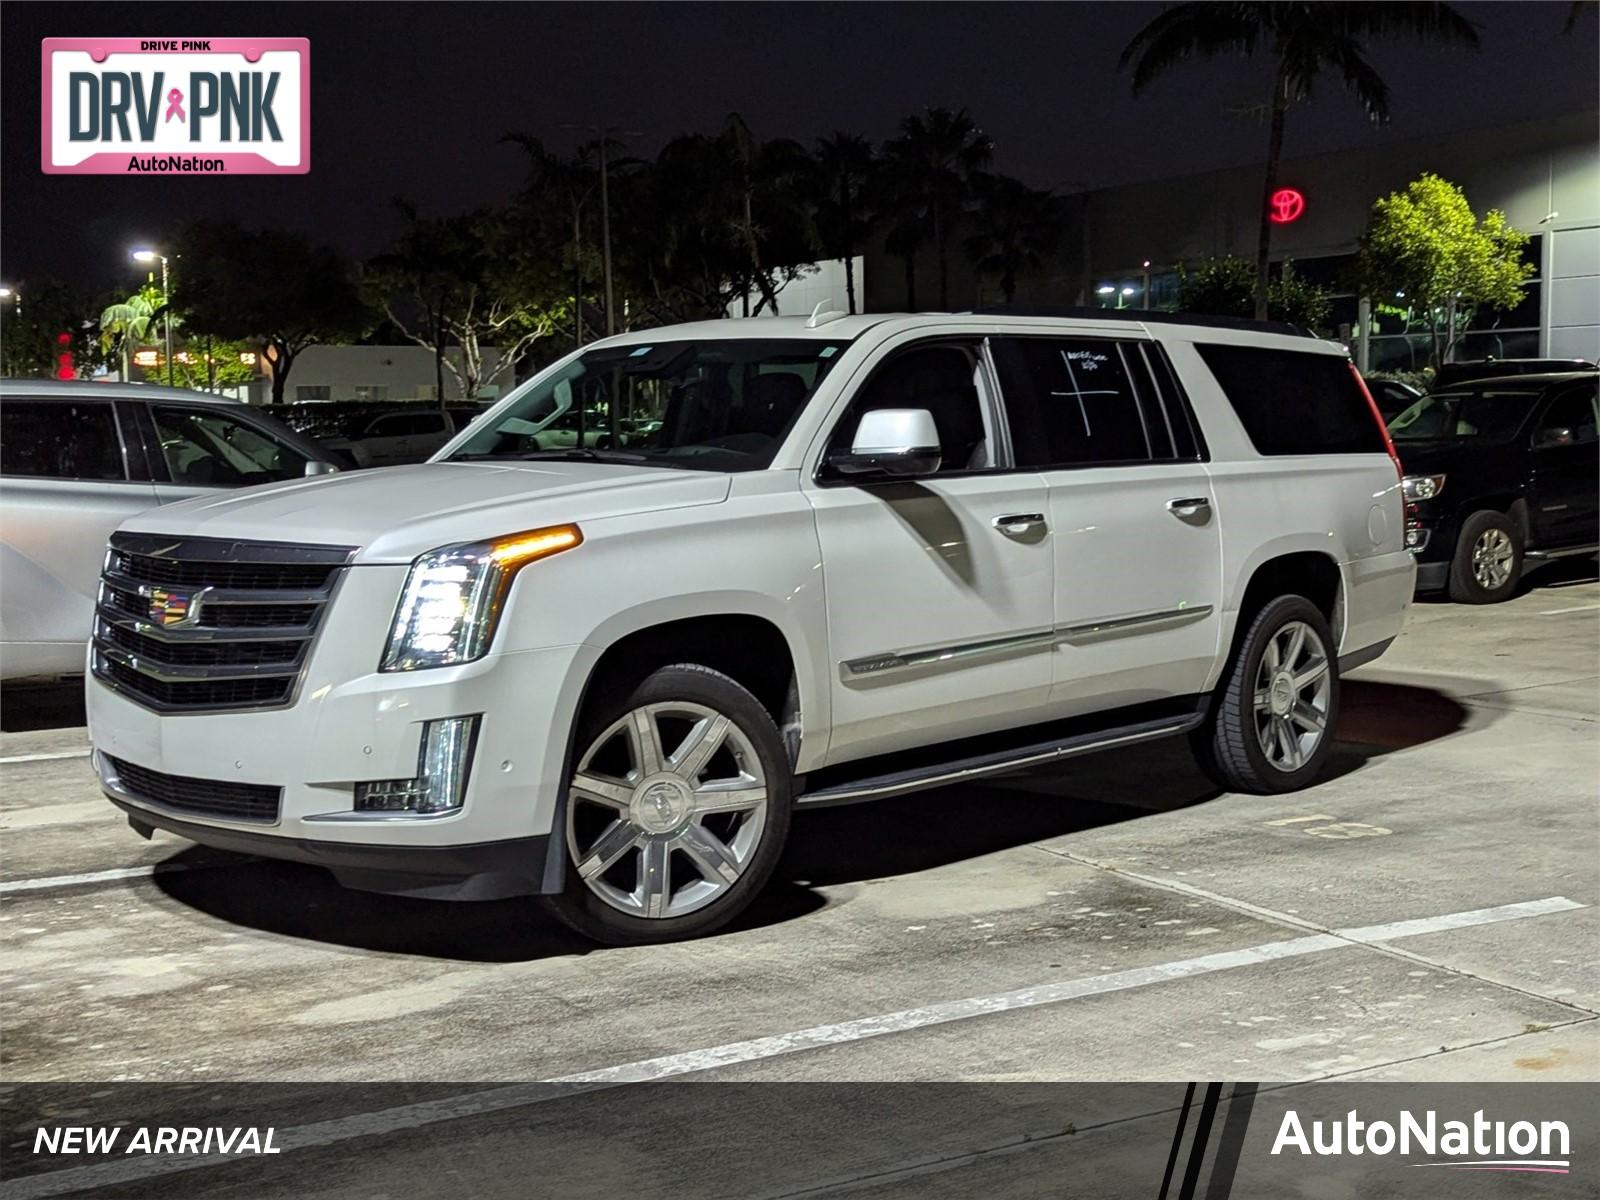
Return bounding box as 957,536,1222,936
1,380,339,682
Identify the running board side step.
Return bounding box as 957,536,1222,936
796,711,1203,807
1524,544,1598,561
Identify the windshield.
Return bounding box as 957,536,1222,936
1387,386,1539,443
444,338,851,471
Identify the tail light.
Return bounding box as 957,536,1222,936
1349,363,1403,481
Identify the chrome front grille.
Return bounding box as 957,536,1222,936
91,533,357,714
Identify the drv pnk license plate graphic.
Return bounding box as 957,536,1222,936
41,38,309,174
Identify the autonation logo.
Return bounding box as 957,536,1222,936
1273,1107,1572,1174
42,38,308,174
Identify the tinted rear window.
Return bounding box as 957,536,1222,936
1196,345,1384,456
1,399,126,480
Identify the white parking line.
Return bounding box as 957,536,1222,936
0,861,233,896
1537,603,1600,616
2,895,1583,1200
0,749,90,764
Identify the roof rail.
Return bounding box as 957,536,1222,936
966,305,1315,339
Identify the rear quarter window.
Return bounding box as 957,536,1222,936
1195,345,1383,456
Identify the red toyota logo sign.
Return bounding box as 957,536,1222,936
1269,187,1305,224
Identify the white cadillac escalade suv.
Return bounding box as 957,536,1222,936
88,310,1414,944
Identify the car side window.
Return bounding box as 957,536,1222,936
365,414,408,437
0,399,126,481
151,406,309,487
1535,382,1599,447
990,337,1155,468
826,344,991,474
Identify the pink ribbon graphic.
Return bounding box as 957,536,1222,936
164,88,185,123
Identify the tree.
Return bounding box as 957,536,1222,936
170,221,372,403
505,134,601,350
813,132,877,313
1,277,98,378
99,284,167,379
1174,255,1332,333
964,175,1062,304
369,204,567,400
1355,173,1534,368
1120,3,1479,320
883,107,993,309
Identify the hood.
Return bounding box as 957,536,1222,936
124,461,732,562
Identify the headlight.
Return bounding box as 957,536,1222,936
1402,474,1446,501
381,524,582,671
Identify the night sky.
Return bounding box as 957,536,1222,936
2,1,1593,291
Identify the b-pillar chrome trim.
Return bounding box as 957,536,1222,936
840,604,1215,681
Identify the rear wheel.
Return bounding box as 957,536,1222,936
1448,510,1522,604
542,664,791,945
1193,595,1338,795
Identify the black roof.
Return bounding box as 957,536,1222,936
967,305,1315,339
1434,369,1598,389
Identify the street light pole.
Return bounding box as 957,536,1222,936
132,249,173,385
562,123,639,338
0,286,15,378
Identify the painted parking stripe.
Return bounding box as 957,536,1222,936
1,895,1583,1200
0,861,240,896
0,749,90,765
1537,603,1600,616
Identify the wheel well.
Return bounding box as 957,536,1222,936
1456,495,1528,542
1238,552,1341,634
581,615,797,726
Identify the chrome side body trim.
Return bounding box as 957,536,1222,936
1055,604,1215,644
840,628,1055,680
840,605,1215,680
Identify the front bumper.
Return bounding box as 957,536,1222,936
88,563,599,898
106,787,551,900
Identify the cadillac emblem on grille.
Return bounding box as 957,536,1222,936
146,587,199,628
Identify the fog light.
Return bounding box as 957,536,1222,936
1404,525,1431,552
355,716,480,814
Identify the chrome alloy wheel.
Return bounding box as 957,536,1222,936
1252,620,1331,772
1471,527,1515,590
565,702,769,919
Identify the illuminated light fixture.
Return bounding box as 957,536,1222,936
1269,187,1306,224
1121,286,1136,296
1096,285,1116,295
381,524,584,671
131,349,160,368
238,351,258,366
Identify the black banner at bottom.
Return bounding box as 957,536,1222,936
2,1082,1595,1199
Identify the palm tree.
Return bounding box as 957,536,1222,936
965,176,1064,304
1120,3,1479,320
99,285,166,379
813,132,876,314
884,107,993,309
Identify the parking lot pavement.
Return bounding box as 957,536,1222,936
2,564,1595,1087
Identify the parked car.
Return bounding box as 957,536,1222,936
1390,370,1598,602
0,380,342,682
322,406,484,469
1433,357,1597,389
1367,377,1424,421
87,312,1412,944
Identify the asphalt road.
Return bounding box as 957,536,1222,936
3,560,1596,1099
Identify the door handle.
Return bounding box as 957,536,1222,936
1166,497,1211,515
993,513,1047,535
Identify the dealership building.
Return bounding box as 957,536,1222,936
861,112,1599,371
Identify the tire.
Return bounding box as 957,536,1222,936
541,663,792,945
1447,510,1522,604
1192,595,1339,795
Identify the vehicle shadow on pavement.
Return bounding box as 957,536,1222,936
149,680,1465,960
0,682,86,732
1414,554,1597,604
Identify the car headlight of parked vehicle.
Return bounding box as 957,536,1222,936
1402,474,1446,501
381,524,583,671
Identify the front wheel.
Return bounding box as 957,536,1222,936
1193,595,1339,795
1448,510,1522,604
542,664,792,945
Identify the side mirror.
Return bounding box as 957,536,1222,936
304,459,339,477
1533,427,1575,450
828,408,942,478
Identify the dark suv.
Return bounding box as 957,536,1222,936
1391,371,1598,602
